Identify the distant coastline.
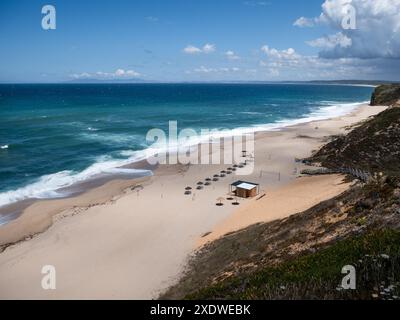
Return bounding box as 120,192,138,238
1,79,399,85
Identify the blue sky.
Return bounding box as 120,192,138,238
1,0,399,82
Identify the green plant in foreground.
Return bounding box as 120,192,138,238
187,229,400,300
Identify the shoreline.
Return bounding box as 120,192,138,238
0,101,371,246
0,103,387,299
0,100,369,220
0,160,156,227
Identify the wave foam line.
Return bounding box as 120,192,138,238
0,155,153,208
0,100,367,208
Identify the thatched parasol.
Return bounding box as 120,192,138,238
216,197,225,206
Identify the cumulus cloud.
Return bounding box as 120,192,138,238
202,43,216,54
293,13,326,27
261,45,299,60
258,43,386,80
71,72,91,79
225,50,240,60
307,32,352,49
295,0,400,59
260,45,306,71
183,45,202,54
71,69,141,80
293,16,316,27
183,43,216,54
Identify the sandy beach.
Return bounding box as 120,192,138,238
0,104,387,299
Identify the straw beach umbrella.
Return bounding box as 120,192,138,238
232,197,240,206
216,197,225,206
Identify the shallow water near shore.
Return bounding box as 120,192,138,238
0,83,373,209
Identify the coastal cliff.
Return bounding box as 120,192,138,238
161,85,400,300
310,107,400,176
371,84,400,107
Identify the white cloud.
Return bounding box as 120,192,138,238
257,43,387,80
183,43,216,54
307,32,352,49
202,43,216,53
293,14,326,28
193,66,214,73
115,69,125,76
188,66,241,74
225,50,240,60
183,45,202,54
71,69,141,80
295,0,400,59
70,72,91,79
261,45,299,60
293,17,315,27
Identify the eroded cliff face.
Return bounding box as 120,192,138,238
309,107,400,176
310,85,400,176
371,84,400,107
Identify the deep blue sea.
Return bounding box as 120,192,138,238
0,83,373,209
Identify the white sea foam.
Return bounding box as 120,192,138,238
240,111,263,115
1,145,8,149
81,132,143,145
0,155,153,208
0,100,367,208
190,100,368,138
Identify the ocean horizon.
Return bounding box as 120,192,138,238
0,83,373,211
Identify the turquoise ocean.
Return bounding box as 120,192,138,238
0,83,373,219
